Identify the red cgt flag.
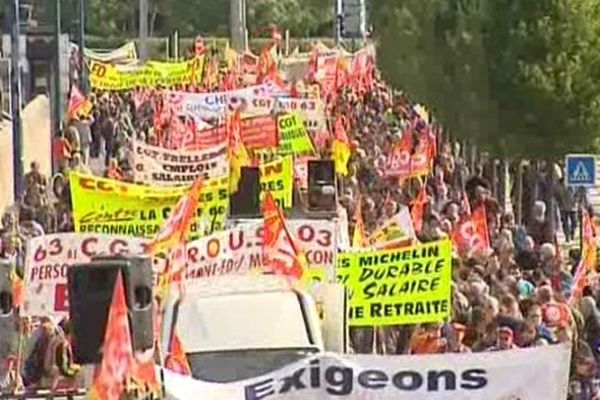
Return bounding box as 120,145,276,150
452,205,490,255
87,273,157,400
164,331,191,376
262,193,307,280
146,179,203,256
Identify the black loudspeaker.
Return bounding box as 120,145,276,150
67,255,154,364
0,262,17,361
308,160,337,211
229,166,261,217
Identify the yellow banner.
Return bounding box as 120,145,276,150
260,156,293,209
69,172,228,238
336,240,452,326
89,57,205,91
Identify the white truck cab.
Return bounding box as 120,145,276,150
161,275,346,383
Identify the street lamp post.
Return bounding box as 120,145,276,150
10,0,24,200
78,0,87,93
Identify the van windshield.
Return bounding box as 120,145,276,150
177,291,313,352
187,348,319,383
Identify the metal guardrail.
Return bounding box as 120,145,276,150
0,389,86,400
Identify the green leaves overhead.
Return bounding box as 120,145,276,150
372,0,600,158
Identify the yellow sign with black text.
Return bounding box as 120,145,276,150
259,156,293,209
69,172,228,238
337,240,452,326
89,57,205,91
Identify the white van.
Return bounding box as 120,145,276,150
161,275,347,383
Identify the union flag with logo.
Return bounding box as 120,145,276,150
452,205,490,256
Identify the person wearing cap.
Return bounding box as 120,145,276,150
488,326,518,351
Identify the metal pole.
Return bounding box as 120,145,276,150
53,0,62,136
334,0,342,45
285,30,290,56
78,0,87,93
139,0,149,61
10,0,23,200
230,0,245,51
241,0,247,50
173,30,179,61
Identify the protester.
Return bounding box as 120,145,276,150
2,39,599,399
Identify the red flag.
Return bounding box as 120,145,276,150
165,331,191,376
384,131,412,178
87,273,133,400
410,184,427,233
67,84,91,120
452,206,491,255
570,211,597,304
146,179,203,256
262,193,307,280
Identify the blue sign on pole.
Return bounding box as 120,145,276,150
566,154,596,187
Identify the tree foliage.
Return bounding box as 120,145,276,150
13,0,333,39
372,0,600,158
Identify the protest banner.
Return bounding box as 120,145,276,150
162,344,570,400
22,233,149,317
89,57,205,91
185,220,336,281
259,156,293,209
69,172,229,238
72,41,138,64
337,240,452,326
133,141,229,186
179,115,278,151
166,83,288,122
244,96,327,133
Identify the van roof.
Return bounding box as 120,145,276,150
183,274,294,298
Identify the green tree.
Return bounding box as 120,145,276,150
372,0,600,158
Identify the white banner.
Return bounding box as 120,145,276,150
243,96,327,133
162,345,570,400
133,141,229,186
185,220,336,281
23,233,149,317
166,83,288,122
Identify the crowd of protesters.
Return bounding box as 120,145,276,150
0,44,599,400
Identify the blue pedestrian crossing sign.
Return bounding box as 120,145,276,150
566,154,596,187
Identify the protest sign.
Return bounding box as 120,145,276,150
185,220,336,281
162,344,570,400
259,156,293,209
133,141,229,186
22,233,149,317
89,57,205,91
179,115,278,151
337,240,452,326
276,114,316,156
254,114,316,161
69,172,229,238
